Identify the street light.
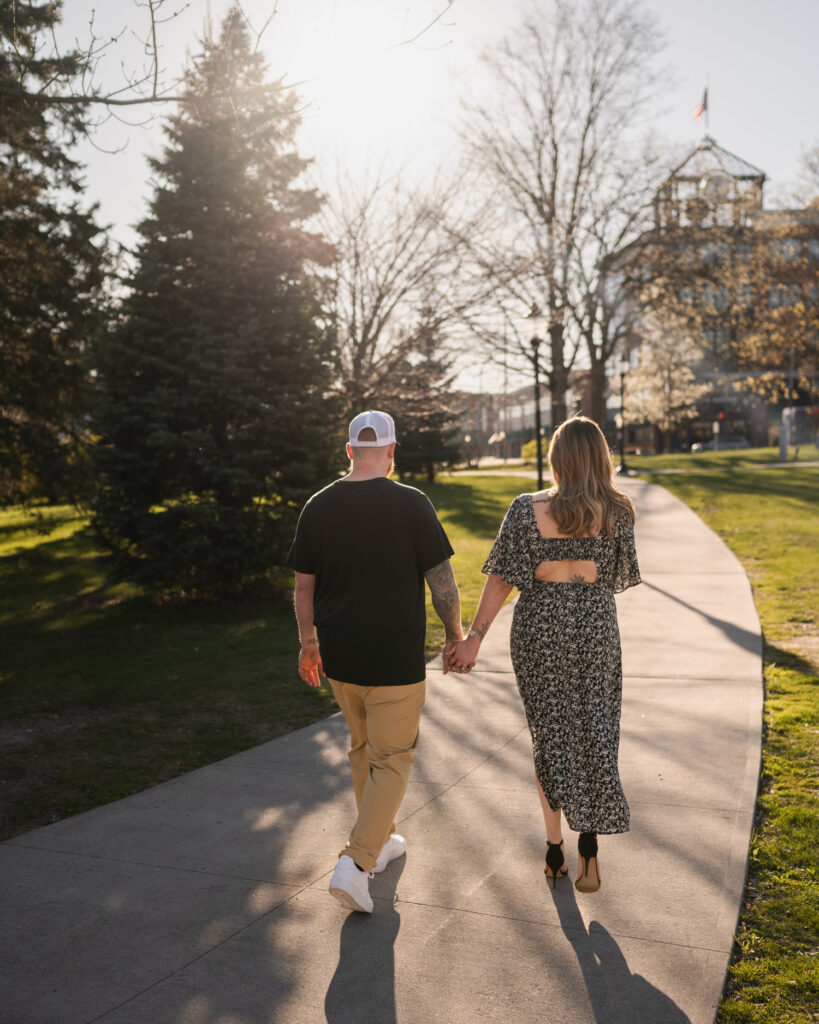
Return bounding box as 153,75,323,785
488,430,506,459
617,357,630,475
523,307,548,490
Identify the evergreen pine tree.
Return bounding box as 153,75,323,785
390,333,461,483
0,1,106,503
91,9,340,595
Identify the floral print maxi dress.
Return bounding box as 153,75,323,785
482,494,642,834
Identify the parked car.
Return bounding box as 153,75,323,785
691,435,751,452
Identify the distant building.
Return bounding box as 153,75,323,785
610,135,819,450
453,381,554,459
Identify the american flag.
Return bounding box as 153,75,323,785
694,87,708,121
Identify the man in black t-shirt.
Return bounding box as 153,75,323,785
287,410,464,913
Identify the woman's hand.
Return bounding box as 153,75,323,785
298,640,324,688
445,636,481,674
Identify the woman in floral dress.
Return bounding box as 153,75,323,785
446,416,641,892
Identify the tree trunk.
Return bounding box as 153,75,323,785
549,322,568,428
587,359,608,427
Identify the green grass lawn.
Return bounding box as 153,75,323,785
622,445,818,473
423,475,531,650
643,465,819,1024
448,461,530,474
0,476,531,839
0,508,338,839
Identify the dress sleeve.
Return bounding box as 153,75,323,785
611,514,642,593
481,497,532,590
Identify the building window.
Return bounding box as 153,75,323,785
703,329,731,356
700,240,730,263
768,284,801,307
808,239,819,261
703,286,730,309
715,204,734,227
769,239,801,262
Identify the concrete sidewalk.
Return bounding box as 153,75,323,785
0,478,762,1024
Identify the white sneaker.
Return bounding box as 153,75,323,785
373,833,407,874
329,855,373,913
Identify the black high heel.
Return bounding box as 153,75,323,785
544,840,568,889
575,832,600,893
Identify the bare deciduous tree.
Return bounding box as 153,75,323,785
324,168,485,411
1,0,195,120
792,141,819,205
459,0,668,427
569,146,670,423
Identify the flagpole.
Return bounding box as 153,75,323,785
693,84,709,139
705,79,710,138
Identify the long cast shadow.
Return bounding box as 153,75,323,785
0,716,354,1024
550,882,691,1024
641,579,761,658
325,861,405,1023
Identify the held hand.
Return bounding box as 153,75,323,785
442,639,460,675
298,641,324,688
448,636,481,675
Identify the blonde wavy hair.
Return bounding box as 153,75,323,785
546,416,634,537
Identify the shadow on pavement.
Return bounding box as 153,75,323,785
550,883,691,1024
642,579,760,658
325,861,405,1023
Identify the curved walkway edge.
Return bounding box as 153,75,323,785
0,477,763,1024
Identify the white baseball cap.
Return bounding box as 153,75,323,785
348,410,397,447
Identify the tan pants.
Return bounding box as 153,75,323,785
329,677,426,872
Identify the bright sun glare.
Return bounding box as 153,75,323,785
280,1,451,162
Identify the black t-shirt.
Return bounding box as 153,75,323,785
286,477,454,685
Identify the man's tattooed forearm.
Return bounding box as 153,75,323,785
425,559,461,638
431,588,459,620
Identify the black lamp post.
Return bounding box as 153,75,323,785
617,358,629,475
524,307,547,491
532,335,544,490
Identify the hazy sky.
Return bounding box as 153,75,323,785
58,0,818,246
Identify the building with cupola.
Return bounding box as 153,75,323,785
606,135,819,451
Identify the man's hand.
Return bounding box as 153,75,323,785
442,640,461,675
298,640,324,688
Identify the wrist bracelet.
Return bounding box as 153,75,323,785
467,628,481,640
